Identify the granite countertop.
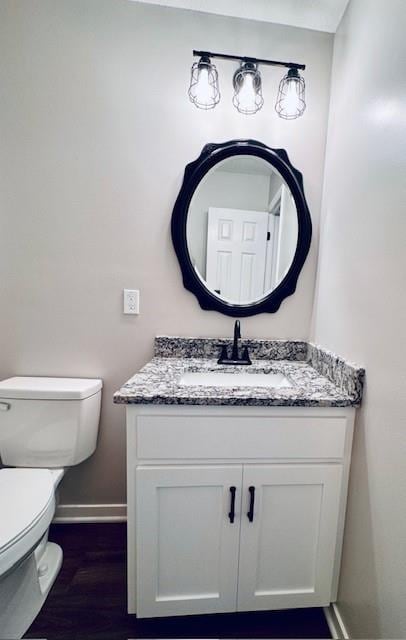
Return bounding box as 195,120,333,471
114,337,364,408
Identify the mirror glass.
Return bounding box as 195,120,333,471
186,155,299,306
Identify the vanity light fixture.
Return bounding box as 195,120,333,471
189,50,306,119
188,55,220,110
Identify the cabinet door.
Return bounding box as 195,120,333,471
237,464,342,611
136,465,242,618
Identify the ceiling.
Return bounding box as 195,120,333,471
130,0,350,33
217,157,274,177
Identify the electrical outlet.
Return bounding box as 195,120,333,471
123,289,140,315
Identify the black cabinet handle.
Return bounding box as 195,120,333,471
228,486,236,523
247,486,255,522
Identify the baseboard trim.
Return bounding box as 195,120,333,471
53,503,127,523
324,604,350,640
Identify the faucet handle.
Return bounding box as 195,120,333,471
241,346,252,365
217,345,229,364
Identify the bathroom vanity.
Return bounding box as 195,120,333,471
114,337,364,618
114,140,364,618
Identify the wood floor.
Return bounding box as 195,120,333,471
25,523,331,640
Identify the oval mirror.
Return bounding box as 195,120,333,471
171,140,312,317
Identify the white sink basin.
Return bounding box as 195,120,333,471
179,371,292,389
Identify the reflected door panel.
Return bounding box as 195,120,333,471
206,207,269,304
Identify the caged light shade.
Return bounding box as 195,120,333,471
188,56,220,110
275,68,306,120
232,62,264,115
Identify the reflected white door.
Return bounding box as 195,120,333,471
206,207,269,303
237,464,342,611
136,465,242,618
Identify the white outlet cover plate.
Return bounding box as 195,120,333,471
123,289,140,314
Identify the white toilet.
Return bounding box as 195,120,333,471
0,376,102,639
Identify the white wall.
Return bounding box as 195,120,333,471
312,0,406,636
0,0,333,507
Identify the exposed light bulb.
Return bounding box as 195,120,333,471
237,74,256,112
284,79,301,113
188,57,220,110
195,67,210,104
275,68,306,120
232,62,264,115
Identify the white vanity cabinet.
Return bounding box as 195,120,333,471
126,405,355,618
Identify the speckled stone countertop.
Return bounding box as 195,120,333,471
114,337,364,408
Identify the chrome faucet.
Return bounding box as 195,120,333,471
217,320,252,365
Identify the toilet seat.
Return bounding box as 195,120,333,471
0,469,55,577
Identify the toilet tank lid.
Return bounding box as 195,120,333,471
0,377,103,400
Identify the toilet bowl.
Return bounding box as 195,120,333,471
0,468,64,638
0,376,102,639
0,469,57,576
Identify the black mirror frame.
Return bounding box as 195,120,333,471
171,139,312,317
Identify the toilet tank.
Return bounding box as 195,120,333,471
0,377,102,467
